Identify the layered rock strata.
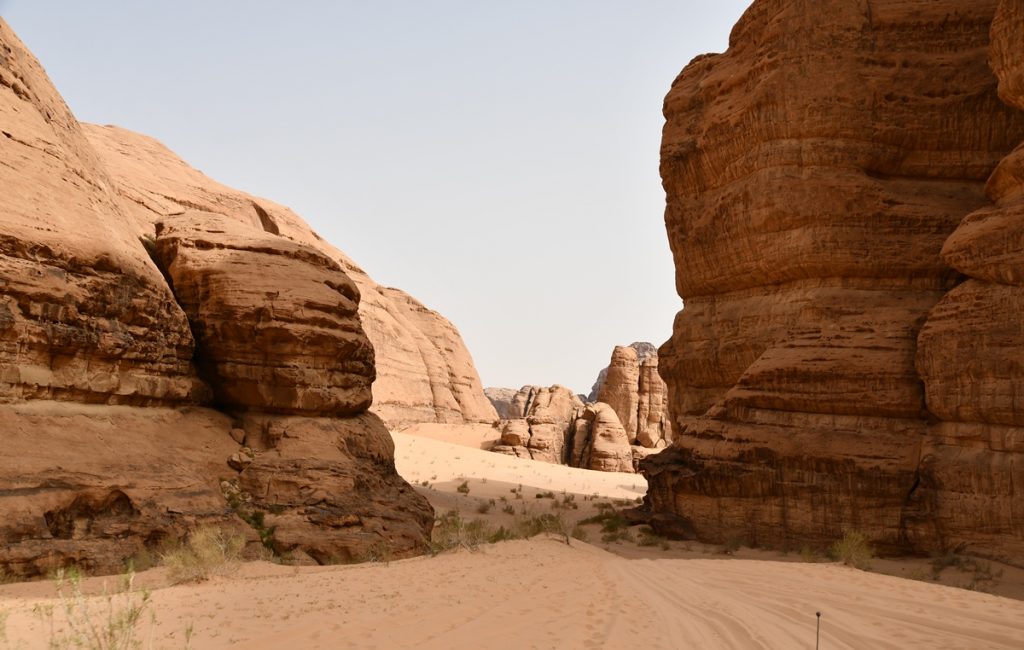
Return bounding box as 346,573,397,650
0,18,431,577
151,214,374,415
0,23,201,407
644,0,1024,560
83,124,497,430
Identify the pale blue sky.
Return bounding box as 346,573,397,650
1,1,749,393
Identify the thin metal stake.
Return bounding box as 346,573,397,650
816,611,822,650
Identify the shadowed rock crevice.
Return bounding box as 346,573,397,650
252,201,281,235
44,490,139,540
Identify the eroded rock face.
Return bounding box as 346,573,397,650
635,356,671,448
910,0,1024,558
645,0,1024,560
0,21,203,407
83,124,496,430
567,403,634,473
233,412,433,563
0,403,246,577
587,341,656,401
493,385,584,463
596,344,672,448
597,347,640,440
152,214,374,416
0,18,432,577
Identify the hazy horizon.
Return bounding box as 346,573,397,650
1,1,750,394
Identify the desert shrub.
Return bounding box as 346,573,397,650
477,501,492,514
488,526,519,543
930,552,1002,585
535,491,555,499
578,509,627,533
720,537,744,556
601,529,634,544
571,525,589,543
799,545,820,563
502,504,516,515
637,527,669,549
36,567,153,650
516,513,570,544
431,510,494,552
357,540,395,565
161,526,245,584
456,480,470,495
828,530,873,570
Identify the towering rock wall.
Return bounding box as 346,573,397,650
0,18,432,577
645,0,1024,560
83,124,497,431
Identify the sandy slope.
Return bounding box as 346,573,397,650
3,431,1024,649
3,541,1024,649
391,429,648,500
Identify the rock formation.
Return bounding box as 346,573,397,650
493,386,636,473
567,403,634,473
0,18,432,577
487,343,671,473
643,0,1024,561
484,387,519,419
82,124,497,431
596,345,672,448
587,341,656,401
492,385,584,463
152,214,374,415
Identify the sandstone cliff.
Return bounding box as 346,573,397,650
644,0,1024,561
0,18,432,577
82,124,497,431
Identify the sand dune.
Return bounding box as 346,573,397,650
3,431,1024,649
3,540,1024,649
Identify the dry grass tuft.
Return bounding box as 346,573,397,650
161,526,245,584
829,530,873,570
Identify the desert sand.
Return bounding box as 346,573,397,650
3,430,1024,649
